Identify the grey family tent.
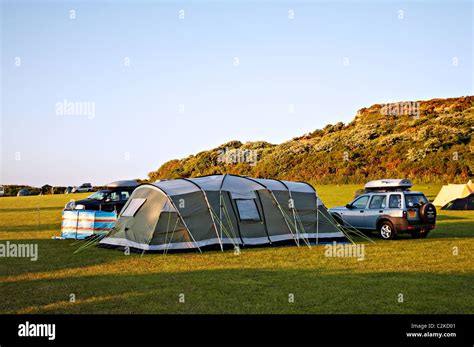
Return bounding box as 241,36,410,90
99,174,345,252
441,193,474,210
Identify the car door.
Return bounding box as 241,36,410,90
365,194,387,229
102,191,121,212
343,195,370,228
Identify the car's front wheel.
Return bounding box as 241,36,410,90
379,221,397,240
331,214,344,227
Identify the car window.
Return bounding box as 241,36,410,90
87,190,109,200
352,195,369,209
389,194,402,208
120,191,130,201
405,194,428,207
369,195,387,209
109,191,120,202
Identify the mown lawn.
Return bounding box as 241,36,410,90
0,185,473,314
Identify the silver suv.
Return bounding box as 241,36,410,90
73,183,93,193
328,179,436,240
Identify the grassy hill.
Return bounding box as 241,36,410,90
149,96,474,184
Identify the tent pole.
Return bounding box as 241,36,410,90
182,178,223,252
316,194,319,246
170,198,202,253
275,179,302,246
218,174,242,248
239,175,299,246
219,194,223,241
153,185,202,253
255,190,272,244
218,175,225,245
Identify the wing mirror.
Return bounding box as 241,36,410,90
346,204,353,209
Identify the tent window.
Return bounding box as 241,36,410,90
235,199,261,222
121,198,146,217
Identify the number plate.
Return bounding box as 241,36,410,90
408,210,417,218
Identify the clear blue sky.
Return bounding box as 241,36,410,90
1,0,472,186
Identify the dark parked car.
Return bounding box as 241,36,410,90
64,180,139,213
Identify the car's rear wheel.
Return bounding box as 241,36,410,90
379,220,397,240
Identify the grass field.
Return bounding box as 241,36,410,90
0,184,473,314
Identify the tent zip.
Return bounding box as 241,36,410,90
276,179,312,247
152,185,203,253
255,190,272,244
181,177,224,251
218,174,244,249
237,175,302,247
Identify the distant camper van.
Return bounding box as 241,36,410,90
0,186,4,197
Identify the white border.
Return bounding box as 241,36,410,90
100,231,344,251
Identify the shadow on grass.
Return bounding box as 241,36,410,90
429,220,474,238
352,225,473,240
0,239,125,278
436,215,469,221
2,269,472,314
0,207,60,213
0,224,60,233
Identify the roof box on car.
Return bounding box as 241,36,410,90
364,179,412,191
106,180,139,188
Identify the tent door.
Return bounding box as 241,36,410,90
230,194,270,245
